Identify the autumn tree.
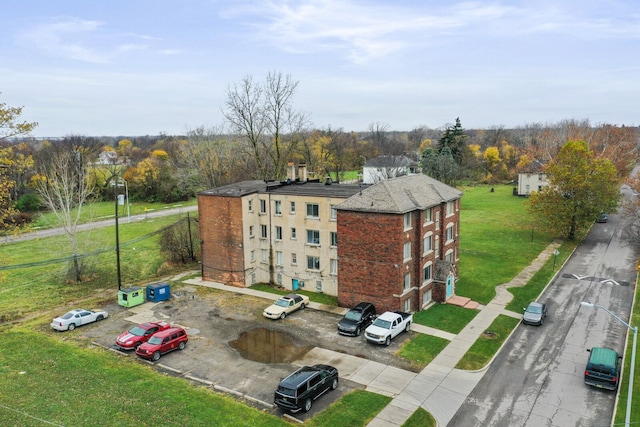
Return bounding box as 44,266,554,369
0,96,38,141
526,140,620,240
0,98,38,229
33,137,99,282
223,71,308,180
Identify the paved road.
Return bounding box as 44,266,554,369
449,186,638,426
0,204,198,244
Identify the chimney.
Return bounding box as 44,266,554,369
298,164,308,182
287,162,296,181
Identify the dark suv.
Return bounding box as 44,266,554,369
337,302,376,336
274,364,339,413
584,346,621,390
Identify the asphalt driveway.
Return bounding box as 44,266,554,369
74,284,417,420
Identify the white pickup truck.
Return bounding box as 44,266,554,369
364,310,413,346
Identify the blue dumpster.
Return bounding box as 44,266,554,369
146,282,171,302
118,286,144,308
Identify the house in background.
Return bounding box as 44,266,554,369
362,155,420,184
198,166,463,313
517,161,549,196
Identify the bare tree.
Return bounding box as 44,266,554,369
34,137,98,282
223,71,308,180
180,125,246,189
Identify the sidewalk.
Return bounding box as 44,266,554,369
183,239,562,426
367,240,562,427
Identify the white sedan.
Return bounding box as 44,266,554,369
263,294,309,319
50,308,109,331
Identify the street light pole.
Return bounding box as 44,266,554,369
581,301,637,427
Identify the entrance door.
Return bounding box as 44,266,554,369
292,279,299,291
446,275,454,299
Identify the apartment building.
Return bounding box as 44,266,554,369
336,174,462,313
198,168,462,313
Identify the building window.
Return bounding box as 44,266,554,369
261,224,268,239
422,289,432,306
330,259,338,275
435,211,440,230
423,263,432,283
423,233,433,253
403,299,411,312
276,251,283,266
251,272,256,284
330,205,337,220
275,226,282,240
424,207,432,223
275,200,282,215
330,232,337,247
277,273,282,285
404,273,411,290
248,200,253,212
291,253,297,265
446,249,454,262
404,241,411,261
249,225,254,238
290,201,296,213
446,200,455,216
291,227,297,239
404,212,412,230
446,224,454,242
307,229,320,245
316,280,323,292
307,256,320,270
261,249,268,263
260,199,266,214
250,250,255,262
435,238,440,257
306,203,320,218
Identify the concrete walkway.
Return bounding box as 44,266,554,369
183,239,562,426
367,240,563,427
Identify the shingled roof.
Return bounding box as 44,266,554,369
336,174,462,214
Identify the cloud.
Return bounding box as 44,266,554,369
24,17,148,64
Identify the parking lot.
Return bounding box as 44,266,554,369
76,284,418,420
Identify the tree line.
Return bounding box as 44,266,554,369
2,73,640,242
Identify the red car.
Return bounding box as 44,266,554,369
115,321,171,350
135,327,188,361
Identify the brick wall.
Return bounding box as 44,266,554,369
337,200,461,313
338,210,406,313
198,194,246,287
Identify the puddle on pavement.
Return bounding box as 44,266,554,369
229,328,312,364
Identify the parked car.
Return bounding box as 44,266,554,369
115,321,171,350
50,308,108,331
135,327,188,361
263,293,310,319
584,347,621,390
337,302,376,336
522,302,548,326
596,212,608,223
364,311,413,346
274,364,339,413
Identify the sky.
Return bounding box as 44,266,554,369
1,0,638,138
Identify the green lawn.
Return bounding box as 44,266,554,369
413,304,478,334
457,185,555,304
455,315,521,370
29,199,198,230
0,213,196,322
